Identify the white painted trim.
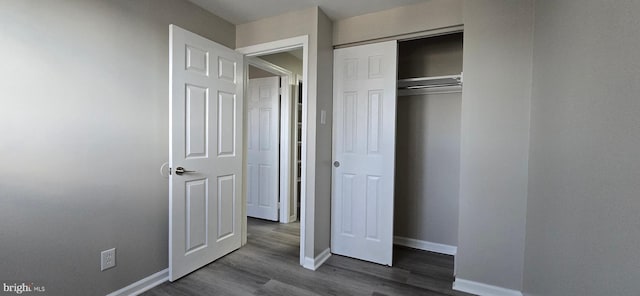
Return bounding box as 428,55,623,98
302,248,331,271
278,76,292,224
315,248,332,269
453,278,523,296
106,269,168,296
393,236,457,256
246,57,295,224
302,257,315,270
291,75,303,224
236,35,310,268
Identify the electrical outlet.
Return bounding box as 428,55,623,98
100,248,116,271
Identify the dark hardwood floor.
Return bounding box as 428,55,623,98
143,218,474,296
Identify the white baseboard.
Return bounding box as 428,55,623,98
106,268,168,296
393,236,457,256
302,248,331,270
453,278,523,296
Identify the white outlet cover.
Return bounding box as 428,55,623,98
101,248,116,271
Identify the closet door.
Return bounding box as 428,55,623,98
331,41,397,266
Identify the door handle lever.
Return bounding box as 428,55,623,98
174,167,196,175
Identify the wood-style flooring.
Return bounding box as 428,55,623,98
143,218,474,296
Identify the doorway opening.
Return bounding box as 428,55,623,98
237,36,310,266
246,51,303,224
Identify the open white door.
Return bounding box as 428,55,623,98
169,25,243,281
331,41,397,266
247,77,280,221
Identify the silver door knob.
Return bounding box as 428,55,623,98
333,161,340,168
174,167,196,175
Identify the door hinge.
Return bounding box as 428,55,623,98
169,167,172,175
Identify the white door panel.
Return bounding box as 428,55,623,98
331,41,397,266
247,77,280,221
169,25,243,281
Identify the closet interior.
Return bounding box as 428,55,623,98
393,32,463,253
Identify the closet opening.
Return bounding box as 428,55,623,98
330,30,462,271
393,32,463,259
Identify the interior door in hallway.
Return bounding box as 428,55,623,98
331,41,398,266
247,76,280,221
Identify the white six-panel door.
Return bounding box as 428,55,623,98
247,77,280,221
331,41,397,266
169,25,243,281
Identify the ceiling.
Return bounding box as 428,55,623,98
188,0,429,25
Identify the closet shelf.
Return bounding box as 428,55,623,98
398,74,463,96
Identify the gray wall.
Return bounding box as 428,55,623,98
394,35,463,247
260,52,303,78
523,1,640,295
236,6,334,259
456,0,533,290
248,65,278,78
236,7,317,48
313,8,334,256
333,0,463,46
0,0,234,295
397,33,463,79
395,93,461,247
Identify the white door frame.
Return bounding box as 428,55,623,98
236,35,310,266
247,57,296,223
